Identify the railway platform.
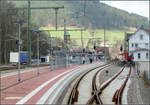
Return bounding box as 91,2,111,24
1,62,150,104
0,62,104,104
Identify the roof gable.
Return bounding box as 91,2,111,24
133,25,150,36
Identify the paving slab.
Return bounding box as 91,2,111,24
0,62,99,104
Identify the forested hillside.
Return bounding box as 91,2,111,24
11,0,149,30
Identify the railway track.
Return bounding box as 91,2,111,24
67,64,131,104
68,64,111,104
112,66,131,104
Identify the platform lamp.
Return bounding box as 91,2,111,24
34,30,42,75
15,20,24,81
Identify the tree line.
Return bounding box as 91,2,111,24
0,1,65,64
12,0,149,30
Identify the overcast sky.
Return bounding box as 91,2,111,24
100,1,149,19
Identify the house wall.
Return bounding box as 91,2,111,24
136,61,150,78
128,29,149,62
129,29,149,52
133,50,149,61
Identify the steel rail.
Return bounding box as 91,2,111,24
113,66,131,104
91,69,103,104
87,66,126,104
67,64,110,104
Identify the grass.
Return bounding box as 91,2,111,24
40,27,134,47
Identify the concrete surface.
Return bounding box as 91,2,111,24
100,67,130,104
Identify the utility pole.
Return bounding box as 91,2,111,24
37,31,40,75
64,19,66,47
81,30,84,49
48,32,54,70
83,0,86,16
48,35,51,70
48,32,53,57
34,30,42,75
149,28,150,79
0,0,1,65
55,8,58,30
28,0,31,65
18,23,21,81
64,19,66,36
0,0,64,65
64,19,67,67
104,25,106,63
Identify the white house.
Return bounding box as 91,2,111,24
127,26,150,62
125,26,150,78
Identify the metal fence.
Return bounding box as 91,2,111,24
50,50,103,70
51,51,91,70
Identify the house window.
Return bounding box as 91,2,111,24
140,34,143,40
145,43,148,48
146,53,149,59
135,43,138,48
132,43,134,47
138,53,141,59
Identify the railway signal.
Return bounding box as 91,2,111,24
34,30,42,75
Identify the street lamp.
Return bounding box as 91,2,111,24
15,20,24,81
34,30,42,75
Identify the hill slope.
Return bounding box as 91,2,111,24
12,0,149,30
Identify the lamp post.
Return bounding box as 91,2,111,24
15,20,24,81
34,30,42,75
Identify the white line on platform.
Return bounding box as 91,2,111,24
1,66,49,78
37,63,103,104
15,66,81,104
36,65,85,104
36,67,82,104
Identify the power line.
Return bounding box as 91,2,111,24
0,0,64,65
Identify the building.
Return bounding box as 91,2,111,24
95,45,110,60
125,26,150,78
125,26,150,62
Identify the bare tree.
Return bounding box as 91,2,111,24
0,1,18,64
